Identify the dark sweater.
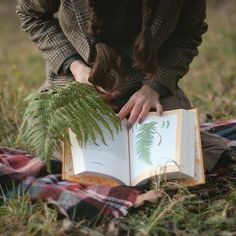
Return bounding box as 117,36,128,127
100,0,142,47
61,0,169,97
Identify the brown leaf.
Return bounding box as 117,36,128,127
134,190,163,208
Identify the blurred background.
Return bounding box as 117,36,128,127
0,0,236,147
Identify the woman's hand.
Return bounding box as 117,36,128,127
70,60,119,104
118,85,163,126
70,60,92,85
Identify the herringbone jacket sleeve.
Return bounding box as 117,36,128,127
152,0,208,93
16,0,78,74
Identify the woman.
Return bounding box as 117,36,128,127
16,0,229,173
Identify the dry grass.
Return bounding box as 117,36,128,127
181,0,236,121
0,0,44,146
0,0,236,235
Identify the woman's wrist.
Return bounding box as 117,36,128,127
60,56,82,75
70,60,85,74
141,84,161,99
70,60,91,83
142,82,170,98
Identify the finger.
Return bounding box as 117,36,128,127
111,104,119,112
95,85,107,94
118,100,135,120
75,78,93,87
102,91,120,103
155,103,163,116
128,102,143,126
137,102,151,124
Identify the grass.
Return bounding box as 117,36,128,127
127,178,236,235
0,2,44,147
0,193,60,236
0,0,236,235
181,0,236,121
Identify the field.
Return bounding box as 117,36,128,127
0,0,236,235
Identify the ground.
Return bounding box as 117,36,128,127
0,0,236,235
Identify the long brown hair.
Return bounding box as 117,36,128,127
86,0,158,91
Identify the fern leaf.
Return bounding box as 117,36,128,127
71,103,106,145
77,101,109,144
19,82,120,169
135,121,158,165
85,94,121,132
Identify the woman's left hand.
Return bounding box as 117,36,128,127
118,85,163,126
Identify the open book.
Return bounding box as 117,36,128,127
62,109,205,187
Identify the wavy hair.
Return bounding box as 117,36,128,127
86,0,158,91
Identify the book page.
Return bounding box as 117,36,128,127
69,120,130,185
62,139,122,187
129,112,181,185
179,109,205,186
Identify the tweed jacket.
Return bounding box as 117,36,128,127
16,0,207,108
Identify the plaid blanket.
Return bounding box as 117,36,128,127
0,148,138,221
201,120,236,148
0,121,236,220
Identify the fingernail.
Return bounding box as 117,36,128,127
127,123,132,129
138,118,143,124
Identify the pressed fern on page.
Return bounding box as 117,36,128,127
136,121,162,165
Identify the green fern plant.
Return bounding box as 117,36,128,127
18,82,120,168
136,121,162,165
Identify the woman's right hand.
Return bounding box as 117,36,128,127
69,60,119,105
70,60,92,85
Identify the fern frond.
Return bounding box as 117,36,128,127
18,90,56,162
19,82,120,169
85,94,121,132
135,121,159,165
71,103,106,145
